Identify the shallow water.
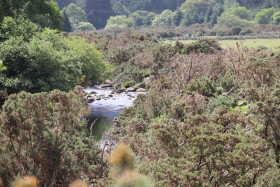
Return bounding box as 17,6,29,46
84,88,143,141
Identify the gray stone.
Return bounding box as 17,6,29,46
126,87,137,92
238,101,247,106
136,88,147,92
135,83,146,89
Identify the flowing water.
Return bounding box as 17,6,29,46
84,88,143,142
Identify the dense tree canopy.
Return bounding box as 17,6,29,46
0,0,63,30
222,6,251,20
255,7,277,24
119,0,185,12
105,15,134,29
180,0,223,26
64,3,87,26
273,11,280,24
152,10,175,26
85,0,114,29
129,10,156,27
0,17,108,93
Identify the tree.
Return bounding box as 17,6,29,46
62,11,73,32
75,0,86,9
76,21,95,31
4,0,64,30
119,0,151,12
273,11,280,24
173,9,183,26
152,10,175,26
0,0,12,23
64,3,87,28
255,7,277,24
113,2,130,16
0,17,108,94
105,15,134,29
85,0,114,29
222,6,251,20
180,0,223,26
55,0,75,9
215,14,252,28
129,10,156,27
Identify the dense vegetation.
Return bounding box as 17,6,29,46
51,0,280,33
1,0,280,186
0,1,111,186
106,35,280,186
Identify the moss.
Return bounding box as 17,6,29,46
122,81,135,88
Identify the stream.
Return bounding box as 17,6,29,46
84,87,143,142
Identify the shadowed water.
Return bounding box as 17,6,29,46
84,88,143,142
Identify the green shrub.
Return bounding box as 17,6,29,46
0,17,109,94
186,76,216,97
182,38,222,54
123,81,135,88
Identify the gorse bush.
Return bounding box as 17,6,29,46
0,87,109,186
108,43,280,186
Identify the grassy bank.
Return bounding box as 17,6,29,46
164,38,280,49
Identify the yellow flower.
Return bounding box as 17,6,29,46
14,176,38,187
69,180,88,187
111,142,134,170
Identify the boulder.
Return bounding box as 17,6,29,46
136,88,147,92
87,98,95,103
126,87,137,92
90,91,97,94
104,79,112,84
135,83,146,89
100,84,112,88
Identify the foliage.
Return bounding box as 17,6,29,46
62,11,73,32
152,10,174,27
113,2,130,16
0,17,108,94
255,7,277,24
273,11,280,24
0,16,40,42
129,11,156,27
108,42,280,186
186,76,216,97
182,38,222,54
173,9,183,26
64,3,88,28
56,0,75,9
119,0,185,12
85,0,114,29
180,0,223,26
76,22,95,31
0,87,109,186
222,6,251,20
0,0,63,30
111,143,154,187
122,81,135,88
215,14,253,29
105,16,134,29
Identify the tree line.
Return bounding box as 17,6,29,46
50,0,280,31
